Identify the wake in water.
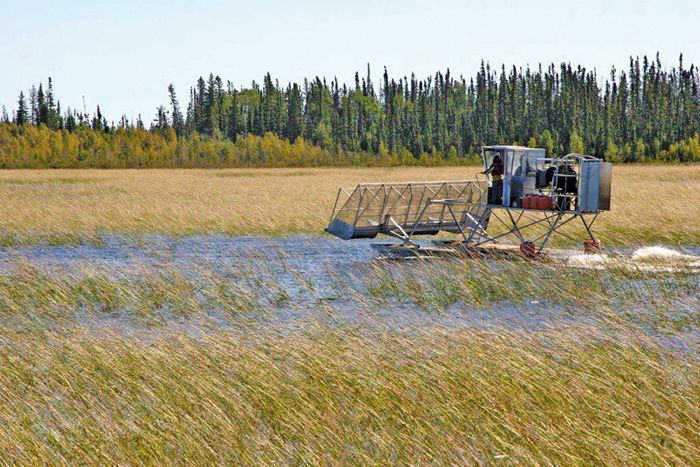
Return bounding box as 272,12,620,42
631,246,699,262
567,246,700,273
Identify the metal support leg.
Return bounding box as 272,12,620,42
465,209,493,244
385,216,418,246
537,213,564,253
446,205,468,242
506,209,526,243
580,214,599,241
475,211,561,246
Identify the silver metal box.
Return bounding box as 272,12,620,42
578,160,598,211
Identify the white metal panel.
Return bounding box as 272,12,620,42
578,160,600,212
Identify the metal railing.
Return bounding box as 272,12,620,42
327,180,488,241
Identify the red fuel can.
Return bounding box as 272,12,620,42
529,195,538,209
540,196,553,210
535,195,546,210
520,241,537,256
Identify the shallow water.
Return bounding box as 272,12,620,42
1,234,696,277
0,234,697,350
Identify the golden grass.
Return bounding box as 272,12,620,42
0,164,696,245
0,165,697,463
0,249,696,463
0,254,695,329
1,324,698,464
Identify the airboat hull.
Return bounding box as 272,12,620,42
370,241,545,259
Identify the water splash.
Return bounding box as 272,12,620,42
632,246,698,262
567,246,700,273
566,253,610,270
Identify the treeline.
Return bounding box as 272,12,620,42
2,54,700,168
0,124,463,169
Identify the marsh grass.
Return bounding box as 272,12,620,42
0,252,697,463
0,165,697,463
213,169,316,178
0,252,695,333
365,256,699,330
0,323,698,464
0,231,105,247
0,177,100,186
0,165,696,245
0,265,272,325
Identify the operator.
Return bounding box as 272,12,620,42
483,154,504,204
483,154,504,180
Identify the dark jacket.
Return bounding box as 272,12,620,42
485,159,504,178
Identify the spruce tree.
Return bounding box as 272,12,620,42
15,92,28,125
37,84,48,126
29,86,37,125
168,84,184,137
47,77,57,129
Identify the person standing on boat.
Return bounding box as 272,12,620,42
483,154,504,204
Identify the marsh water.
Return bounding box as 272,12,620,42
0,234,698,349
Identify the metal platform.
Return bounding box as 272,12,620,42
326,180,489,243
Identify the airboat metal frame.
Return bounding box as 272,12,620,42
326,148,612,256
326,180,489,243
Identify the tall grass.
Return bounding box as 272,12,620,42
0,250,696,463
0,164,697,463
1,322,698,464
0,253,695,333
0,165,696,245
365,255,699,326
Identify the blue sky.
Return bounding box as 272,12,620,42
1,0,697,122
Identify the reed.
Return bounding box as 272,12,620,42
0,249,697,463
0,164,697,463
0,252,695,332
1,322,698,464
0,165,696,245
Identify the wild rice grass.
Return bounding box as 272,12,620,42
0,165,696,245
0,251,697,463
0,254,696,333
0,165,697,463
1,323,698,464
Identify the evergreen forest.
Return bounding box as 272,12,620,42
1,54,699,168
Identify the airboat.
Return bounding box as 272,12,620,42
325,146,612,257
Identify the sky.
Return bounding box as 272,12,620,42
1,0,698,122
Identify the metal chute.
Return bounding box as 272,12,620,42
326,180,489,243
